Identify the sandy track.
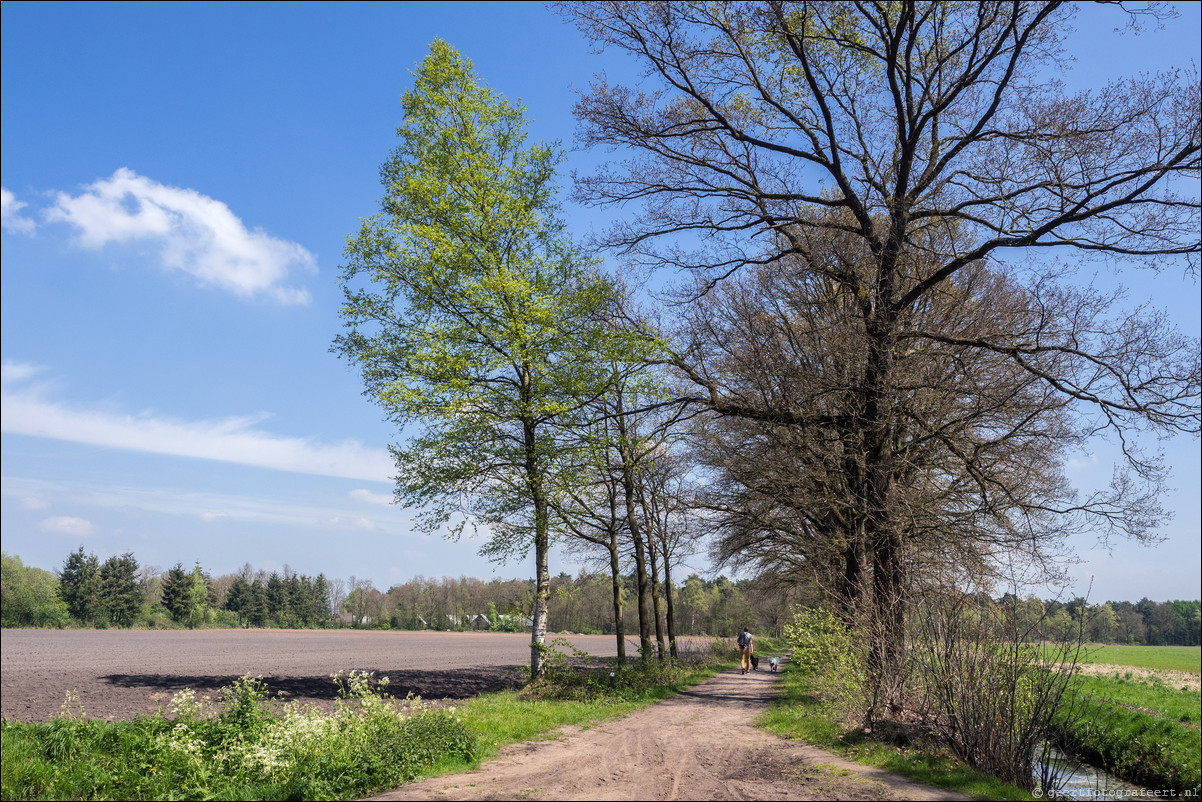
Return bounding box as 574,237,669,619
369,666,968,802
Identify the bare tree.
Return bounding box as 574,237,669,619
548,348,685,661
636,444,706,658
548,405,632,659
565,0,1200,701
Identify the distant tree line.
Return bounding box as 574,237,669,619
1005,594,1202,647
2,549,1198,647
1,547,797,638
331,571,799,640
1,549,332,631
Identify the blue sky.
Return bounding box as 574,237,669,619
2,2,1198,602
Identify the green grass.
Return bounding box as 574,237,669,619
757,666,1031,801
1053,672,1201,793
1074,645,1201,674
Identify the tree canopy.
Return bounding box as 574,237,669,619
564,0,1200,705
334,40,625,675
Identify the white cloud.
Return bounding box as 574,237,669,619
40,516,93,536
1,363,395,482
1066,453,1100,470
1,188,37,234
3,363,42,384
44,168,314,304
22,496,51,510
350,488,394,506
3,476,410,535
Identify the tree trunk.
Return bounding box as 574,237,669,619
862,254,905,713
523,408,550,679
638,480,669,661
623,464,652,661
646,519,667,661
838,523,867,616
608,530,626,662
615,399,652,660
663,558,678,659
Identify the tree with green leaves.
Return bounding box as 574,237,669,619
160,563,191,624
265,571,291,627
1,553,69,628
186,562,210,629
244,578,269,627
224,574,252,626
98,552,142,627
59,546,101,624
334,41,622,676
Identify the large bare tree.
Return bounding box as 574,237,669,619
564,1,1200,700
682,250,1144,601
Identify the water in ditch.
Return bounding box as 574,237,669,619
1035,746,1149,800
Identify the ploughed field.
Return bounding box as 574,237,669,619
0,629,623,722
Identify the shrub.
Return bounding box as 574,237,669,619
782,607,870,726
0,671,477,801
909,590,1083,794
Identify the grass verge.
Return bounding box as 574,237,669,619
1,672,476,801
758,666,1032,801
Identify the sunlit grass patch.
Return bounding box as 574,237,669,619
1074,645,1201,675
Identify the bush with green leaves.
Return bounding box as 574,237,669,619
1,671,476,801
782,606,870,725
0,553,68,628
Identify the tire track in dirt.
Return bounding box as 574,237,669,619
369,665,969,801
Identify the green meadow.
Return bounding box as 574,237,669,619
1075,645,1200,674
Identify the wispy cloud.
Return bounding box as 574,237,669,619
44,168,315,304
1,362,394,482
350,488,394,506
1,187,37,234
3,476,408,534
40,516,93,536
1066,453,1100,470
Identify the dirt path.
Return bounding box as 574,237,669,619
369,665,968,801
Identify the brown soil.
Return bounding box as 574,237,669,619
0,629,570,721
369,666,968,802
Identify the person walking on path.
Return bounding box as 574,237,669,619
736,625,754,674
